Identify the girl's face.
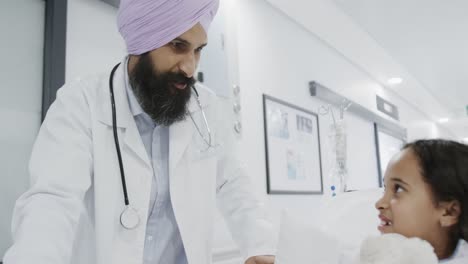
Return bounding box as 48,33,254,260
375,148,448,253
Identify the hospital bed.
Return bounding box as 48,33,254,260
275,188,382,263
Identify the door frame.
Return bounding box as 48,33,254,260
42,0,68,121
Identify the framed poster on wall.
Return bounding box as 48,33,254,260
263,94,323,194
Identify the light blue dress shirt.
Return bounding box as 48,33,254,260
123,58,188,264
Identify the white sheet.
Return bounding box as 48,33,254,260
275,210,342,264
275,189,383,263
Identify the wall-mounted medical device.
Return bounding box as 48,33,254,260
232,84,242,135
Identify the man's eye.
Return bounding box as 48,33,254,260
171,42,185,50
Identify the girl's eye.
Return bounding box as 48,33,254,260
394,184,404,194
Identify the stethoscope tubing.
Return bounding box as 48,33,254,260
109,63,130,207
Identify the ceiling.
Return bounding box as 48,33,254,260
332,0,468,139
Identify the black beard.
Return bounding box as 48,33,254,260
128,53,195,126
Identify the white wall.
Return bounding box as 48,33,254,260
0,0,45,257
67,0,125,82
219,0,456,250
233,0,376,229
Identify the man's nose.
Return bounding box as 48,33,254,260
178,53,197,78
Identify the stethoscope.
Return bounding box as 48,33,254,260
109,63,215,229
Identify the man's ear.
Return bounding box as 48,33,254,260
439,200,461,228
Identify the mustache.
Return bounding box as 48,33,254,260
166,72,196,87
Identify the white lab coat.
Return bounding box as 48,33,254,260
3,62,275,264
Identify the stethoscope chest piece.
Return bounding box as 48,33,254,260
120,206,140,230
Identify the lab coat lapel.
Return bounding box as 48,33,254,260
169,99,196,172
96,60,151,167
123,120,151,167
169,87,212,171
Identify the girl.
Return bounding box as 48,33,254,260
375,139,468,262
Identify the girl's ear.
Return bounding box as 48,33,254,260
439,200,461,228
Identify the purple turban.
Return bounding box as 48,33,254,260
117,0,219,55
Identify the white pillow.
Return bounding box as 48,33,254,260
359,233,438,264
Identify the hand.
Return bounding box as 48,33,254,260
245,255,275,264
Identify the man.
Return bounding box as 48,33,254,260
3,0,275,263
